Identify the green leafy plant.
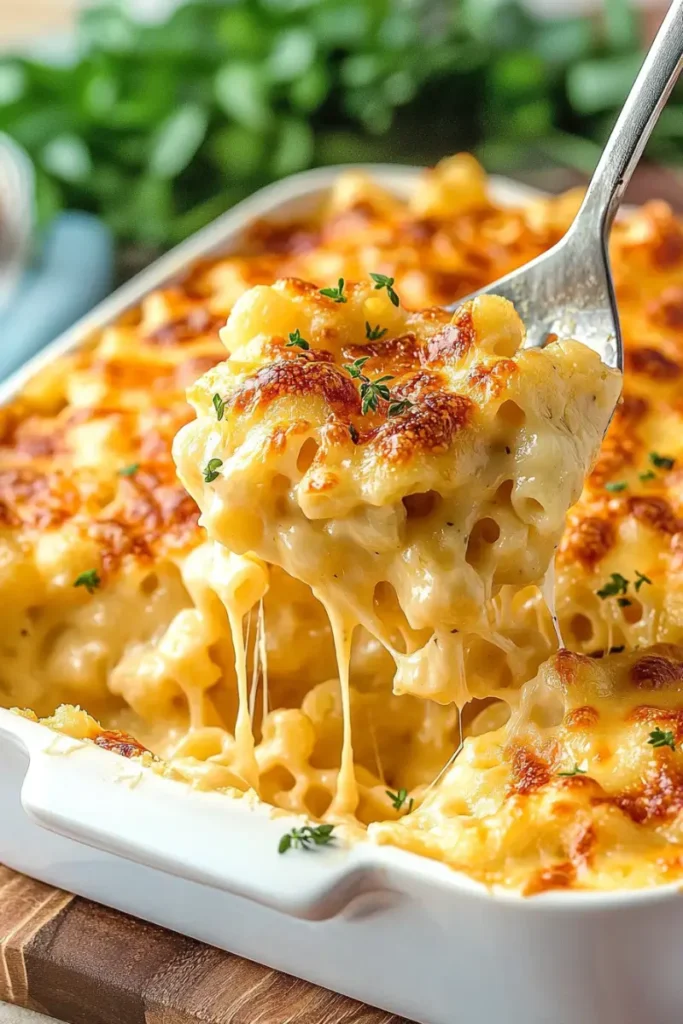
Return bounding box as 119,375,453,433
1,0,679,263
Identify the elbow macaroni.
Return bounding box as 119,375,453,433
5,153,683,893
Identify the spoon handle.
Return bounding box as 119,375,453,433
576,0,683,238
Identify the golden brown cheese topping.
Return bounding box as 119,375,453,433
372,645,683,892
5,153,683,894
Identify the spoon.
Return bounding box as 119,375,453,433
463,0,683,372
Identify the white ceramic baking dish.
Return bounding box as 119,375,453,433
0,166,680,1024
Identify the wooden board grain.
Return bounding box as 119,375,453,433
0,868,411,1024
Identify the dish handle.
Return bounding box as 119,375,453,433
2,710,392,921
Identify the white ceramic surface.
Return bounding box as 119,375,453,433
0,166,679,1024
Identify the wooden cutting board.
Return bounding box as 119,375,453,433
0,866,410,1024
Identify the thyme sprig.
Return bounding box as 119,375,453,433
320,279,346,303
370,272,400,307
648,727,676,751
278,824,336,854
386,787,414,812
286,329,309,350
74,569,101,594
343,356,395,414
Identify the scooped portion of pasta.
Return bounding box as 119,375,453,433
173,277,620,815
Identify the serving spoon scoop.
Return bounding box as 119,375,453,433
461,0,683,371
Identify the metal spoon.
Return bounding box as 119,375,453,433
463,0,683,372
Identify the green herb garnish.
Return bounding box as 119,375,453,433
203,457,223,483
212,394,225,420
365,322,388,341
639,470,656,482
596,573,629,599
650,452,675,470
361,375,393,414
74,569,101,594
348,423,359,444
648,727,676,751
387,398,413,417
343,357,394,414
344,356,370,379
118,463,139,477
605,481,627,492
320,279,346,303
369,272,400,307
557,764,587,777
278,824,336,854
7,0,682,259
386,787,414,812
634,570,652,592
286,329,309,350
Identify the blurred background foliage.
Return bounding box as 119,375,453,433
0,0,680,261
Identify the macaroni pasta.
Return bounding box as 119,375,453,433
6,154,683,892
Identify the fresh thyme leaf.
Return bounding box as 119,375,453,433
605,481,627,492
360,384,378,415
639,470,656,482
203,457,223,483
118,463,139,477
617,597,631,607
387,398,413,417
650,451,675,470
360,376,393,415
212,393,225,420
365,322,387,341
348,423,359,444
344,359,394,416
369,272,400,307
344,356,370,379
74,569,101,594
596,572,629,599
286,329,309,350
557,764,587,777
277,823,336,853
648,727,676,751
319,278,346,303
634,570,652,592
386,787,413,812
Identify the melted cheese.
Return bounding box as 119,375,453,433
6,153,683,894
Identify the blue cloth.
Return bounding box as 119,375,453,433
0,212,114,381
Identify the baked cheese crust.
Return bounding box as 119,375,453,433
5,154,683,892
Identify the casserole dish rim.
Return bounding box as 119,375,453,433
1,161,672,916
